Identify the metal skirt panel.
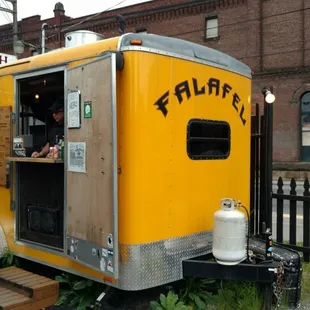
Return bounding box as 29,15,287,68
117,230,213,290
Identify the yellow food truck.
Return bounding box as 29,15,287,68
0,32,252,293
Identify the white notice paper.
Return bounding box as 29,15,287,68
68,142,86,173
67,90,81,128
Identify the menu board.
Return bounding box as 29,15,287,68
0,106,11,186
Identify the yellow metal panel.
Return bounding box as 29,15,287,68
118,51,251,245
0,37,119,76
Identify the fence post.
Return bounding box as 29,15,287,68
276,177,284,243
250,115,256,235
255,103,260,235
259,115,265,235
289,178,297,245
303,179,310,262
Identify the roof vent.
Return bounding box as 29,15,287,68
65,30,104,48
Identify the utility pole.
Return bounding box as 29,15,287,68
0,0,18,56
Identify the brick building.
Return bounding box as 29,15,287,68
1,0,310,164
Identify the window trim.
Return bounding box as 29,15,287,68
186,118,231,160
204,15,219,41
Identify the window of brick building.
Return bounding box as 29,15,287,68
205,16,218,40
300,92,310,161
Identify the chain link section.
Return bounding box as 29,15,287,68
273,261,285,309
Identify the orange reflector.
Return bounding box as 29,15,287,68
130,39,142,45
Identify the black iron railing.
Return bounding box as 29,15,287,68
272,177,310,262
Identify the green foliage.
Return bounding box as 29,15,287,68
215,281,263,310
150,291,189,310
301,262,310,301
179,278,217,310
54,272,105,310
0,250,19,268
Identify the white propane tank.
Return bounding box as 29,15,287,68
212,198,247,265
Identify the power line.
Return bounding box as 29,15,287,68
0,1,308,42
60,4,310,38
0,0,309,55
0,0,12,23
46,0,128,41
46,4,310,44
0,0,17,55
0,19,307,53
0,1,12,24
169,6,310,38
1,26,308,61
0,10,11,23
0,0,128,41
63,0,128,32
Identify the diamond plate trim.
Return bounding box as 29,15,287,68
117,230,212,290
0,225,8,258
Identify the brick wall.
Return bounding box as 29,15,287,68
1,0,309,162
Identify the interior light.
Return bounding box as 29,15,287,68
44,80,47,86
35,94,39,100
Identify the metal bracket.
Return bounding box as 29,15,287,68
11,112,16,123
10,200,16,212
93,286,112,309
182,259,278,283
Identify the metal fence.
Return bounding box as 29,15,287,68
272,177,310,262
249,102,310,262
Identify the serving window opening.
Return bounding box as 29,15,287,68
12,69,65,251
187,119,231,160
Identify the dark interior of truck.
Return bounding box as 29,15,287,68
18,71,64,154
16,70,65,250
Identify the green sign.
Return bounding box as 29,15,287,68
84,101,92,118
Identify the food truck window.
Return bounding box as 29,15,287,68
187,119,230,160
17,71,64,156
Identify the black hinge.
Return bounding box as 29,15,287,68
11,112,16,123
10,200,16,212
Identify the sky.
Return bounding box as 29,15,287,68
0,0,151,26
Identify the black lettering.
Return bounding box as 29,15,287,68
239,104,246,125
192,78,205,95
208,78,220,96
154,91,170,117
0,55,8,64
174,81,191,104
222,83,232,99
232,93,240,112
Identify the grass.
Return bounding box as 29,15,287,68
212,281,264,310
301,262,310,301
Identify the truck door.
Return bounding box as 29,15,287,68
65,53,119,279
